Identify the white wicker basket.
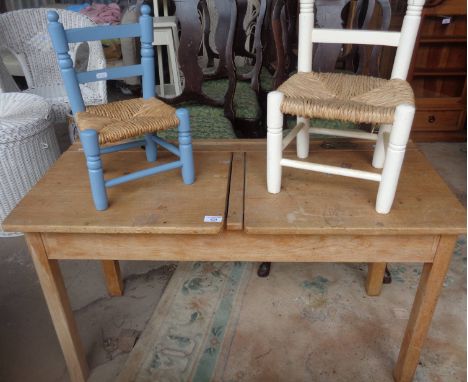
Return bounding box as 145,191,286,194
0,93,60,237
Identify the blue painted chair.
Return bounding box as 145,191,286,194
47,5,194,211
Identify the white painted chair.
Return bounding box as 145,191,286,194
153,0,182,97
267,0,425,214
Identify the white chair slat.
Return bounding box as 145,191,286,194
311,29,401,47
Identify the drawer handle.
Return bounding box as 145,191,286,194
428,115,436,123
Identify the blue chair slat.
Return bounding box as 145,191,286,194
105,160,183,188
65,23,142,43
151,135,180,156
76,65,144,84
100,139,145,155
47,4,194,211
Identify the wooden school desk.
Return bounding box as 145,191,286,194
4,140,466,382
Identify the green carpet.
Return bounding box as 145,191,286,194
160,68,361,140
158,104,237,140
158,77,261,140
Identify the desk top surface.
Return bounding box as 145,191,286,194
4,140,466,236
244,142,466,235
4,143,231,234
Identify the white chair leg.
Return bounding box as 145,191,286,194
372,124,392,169
171,25,179,51
267,91,285,194
296,116,310,159
156,45,165,97
167,37,182,96
376,104,415,214
167,42,175,88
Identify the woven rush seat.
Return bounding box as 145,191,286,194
75,97,179,144
278,72,415,125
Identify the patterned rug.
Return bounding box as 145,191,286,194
116,262,253,381
117,236,466,382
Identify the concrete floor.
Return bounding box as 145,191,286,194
0,141,465,382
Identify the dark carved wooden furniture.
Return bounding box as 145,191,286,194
408,0,467,141
162,0,394,138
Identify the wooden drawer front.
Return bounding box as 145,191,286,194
413,110,462,131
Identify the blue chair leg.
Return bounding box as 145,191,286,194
144,133,157,162
176,108,195,184
80,129,109,211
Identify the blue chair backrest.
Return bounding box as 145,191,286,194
47,4,155,115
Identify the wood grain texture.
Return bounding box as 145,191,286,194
25,233,88,382
365,262,386,296
413,109,463,132
226,152,245,231
245,147,466,235
11,140,465,382
42,232,437,263
101,260,124,297
64,139,408,153
4,151,231,234
424,0,466,16
394,235,458,382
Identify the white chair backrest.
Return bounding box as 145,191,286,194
0,8,105,91
297,0,425,80
153,0,170,17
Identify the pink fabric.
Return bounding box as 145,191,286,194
80,3,121,25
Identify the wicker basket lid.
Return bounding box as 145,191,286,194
0,92,52,144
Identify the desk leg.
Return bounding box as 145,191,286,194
25,233,88,382
101,260,124,296
365,262,386,296
394,235,456,382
